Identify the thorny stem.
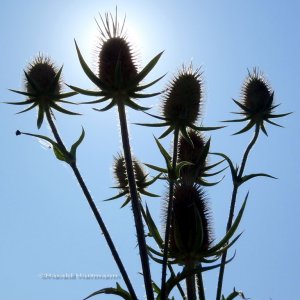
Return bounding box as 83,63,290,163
196,265,206,300
45,109,138,300
116,99,154,300
185,265,196,300
216,124,260,300
161,127,180,300
140,202,186,299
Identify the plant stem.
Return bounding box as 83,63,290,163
186,263,196,300
45,109,137,300
161,127,180,300
216,124,260,300
140,204,186,299
196,265,205,300
116,100,154,300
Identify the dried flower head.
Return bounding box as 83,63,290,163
26,55,61,96
167,183,213,264
163,65,202,127
227,68,291,135
70,9,163,111
109,154,158,207
178,130,207,180
136,65,222,140
99,37,138,88
8,54,78,129
241,68,273,115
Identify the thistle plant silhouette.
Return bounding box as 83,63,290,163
8,9,290,300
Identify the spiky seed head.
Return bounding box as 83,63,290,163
26,55,61,97
178,130,207,182
162,66,202,127
114,154,128,189
241,68,273,115
99,37,138,88
133,160,147,188
97,10,138,89
167,184,213,264
113,154,147,189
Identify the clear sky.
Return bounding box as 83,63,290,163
1,0,299,299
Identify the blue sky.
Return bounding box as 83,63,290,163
1,0,299,299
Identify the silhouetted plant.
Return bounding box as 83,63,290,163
8,8,290,300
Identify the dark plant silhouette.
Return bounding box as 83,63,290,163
8,8,290,300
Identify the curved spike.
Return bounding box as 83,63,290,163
8,89,37,97
125,98,151,111
16,102,38,114
50,102,81,115
159,125,174,139
74,40,109,91
93,100,116,112
232,120,256,135
134,74,166,92
67,84,105,96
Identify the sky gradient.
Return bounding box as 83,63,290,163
1,1,299,299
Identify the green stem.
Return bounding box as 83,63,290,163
45,109,137,300
161,127,180,300
216,124,260,300
116,100,154,300
186,263,196,300
196,265,205,300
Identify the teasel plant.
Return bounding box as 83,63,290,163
136,65,226,299
215,68,291,300
67,9,165,300
8,54,138,300
143,125,247,300
6,7,291,300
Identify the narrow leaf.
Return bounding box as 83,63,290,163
70,127,85,160
208,194,248,254
50,102,80,115
8,89,36,97
159,125,174,139
133,51,163,85
144,163,167,173
83,284,132,300
67,84,105,96
134,74,166,92
241,173,277,183
74,40,109,91
52,91,78,100
145,205,164,247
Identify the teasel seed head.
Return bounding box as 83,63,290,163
178,130,207,183
113,154,147,191
226,68,291,135
162,65,202,128
71,9,163,111
166,183,213,265
241,68,273,117
8,54,78,129
26,54,61,97
99,37,138,89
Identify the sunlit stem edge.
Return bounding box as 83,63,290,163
160,127,179,300
215,123,260,300
44,109,138,300
116,98,155,300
